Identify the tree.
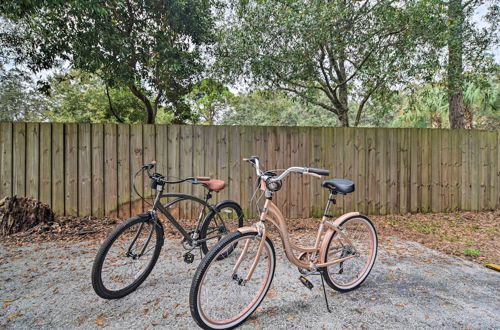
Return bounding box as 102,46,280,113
445,0,499,128
0,0,215,123
220,90,339,126
187,79,234,125
0,64,48,121
46,71,149,123
215,0,442,127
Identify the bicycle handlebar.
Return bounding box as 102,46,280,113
243,156,330,183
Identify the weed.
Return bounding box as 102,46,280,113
463,248,480,257
408,222,439,235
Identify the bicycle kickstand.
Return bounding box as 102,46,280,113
320,273,332,313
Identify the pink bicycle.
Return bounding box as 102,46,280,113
189,156,378,329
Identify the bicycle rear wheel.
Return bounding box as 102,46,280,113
190,231,275,329
199,201,244,255
91,215,164,299
321,215,377,292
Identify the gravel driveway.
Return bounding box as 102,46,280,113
1,236,499,329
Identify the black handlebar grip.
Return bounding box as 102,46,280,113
307,168,330,176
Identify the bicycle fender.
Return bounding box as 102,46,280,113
137,212,165,235
213,200,243,213
237,226,258,234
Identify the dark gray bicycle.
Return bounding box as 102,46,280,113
91,161,244,299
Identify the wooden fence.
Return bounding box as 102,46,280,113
0,122,499,219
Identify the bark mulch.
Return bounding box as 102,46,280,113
1,210,498,265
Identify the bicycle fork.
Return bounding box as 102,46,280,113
232,220,267,285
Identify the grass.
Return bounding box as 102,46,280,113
463,248,481,258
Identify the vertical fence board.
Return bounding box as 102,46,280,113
228,126,241,213
332,128,344,214
441,130,452,211
420,129,431,212
450,130,461,211
39,123,52,205
12,123,26,197
367,129,377,214
489,131,498,210
91,124,105,217
376,128,387,215
166,125,179,218
217,126,229,207
478,130,489,211
460,130,470,210
104,124,118,217
409,129,419,213
78,124,92,216
267,127,279,209
431,129,441,212
0,123,13,199
180,125,193,218
117,124,130,218
65,124,78,216
387,129,398,214
26,123,39,199
51,124,64,215
142,125,156,206
240,126,254,218
470,130,480,211
192,126,206,203
130,124,143,216
399,129,409,214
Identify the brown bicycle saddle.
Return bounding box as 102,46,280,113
197,177,226,192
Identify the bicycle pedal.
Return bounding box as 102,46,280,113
299,276,314,290
183,252,194,264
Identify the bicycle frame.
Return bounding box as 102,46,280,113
233,191,360,282
150,190,217,246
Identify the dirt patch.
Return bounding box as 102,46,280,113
0,216,119,245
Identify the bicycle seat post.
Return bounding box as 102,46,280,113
323,190,337,219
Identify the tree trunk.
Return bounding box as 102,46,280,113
447,0,465,129
129,84,155,124
338,110,350,127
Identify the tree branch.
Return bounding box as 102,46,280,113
105,83,124,123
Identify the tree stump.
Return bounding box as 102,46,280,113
0,196,55,236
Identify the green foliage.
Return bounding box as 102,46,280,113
220,90,338,127
463,247,480,257
215,0,446,126
46,71,146,123
0,64,48,121
187,79,234,125
1,0,216,123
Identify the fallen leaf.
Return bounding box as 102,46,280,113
2,299,15,303
287,314,296,321
370,297,377,301
162,312,169,319
142,309,149,315
7,313,23,321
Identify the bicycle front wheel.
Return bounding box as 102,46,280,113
321,215,377,292
190,231,275,329
91,215,164,299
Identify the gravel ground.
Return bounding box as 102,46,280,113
1,235,499,329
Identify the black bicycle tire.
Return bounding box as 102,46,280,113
190,231,276,330
199,200,244,255
91,214,164,299
320,215,378,292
